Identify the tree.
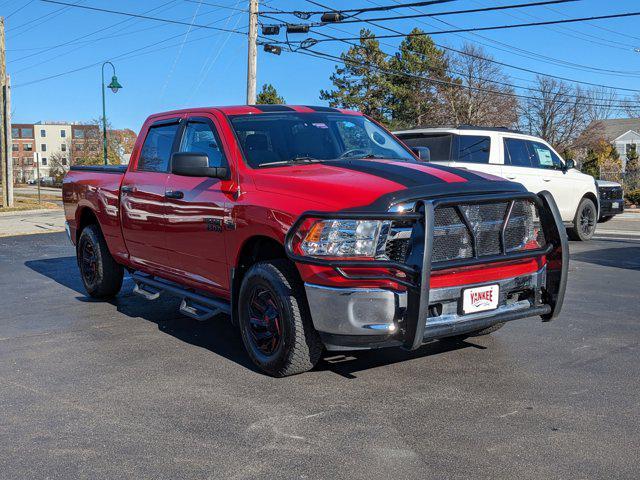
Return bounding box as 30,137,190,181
320,28,391,123
581,139,621,178
518,76,589,153
386,28,451,128
72,118,125,165
442,43,517,128
48,152,68,183
256,83,285,104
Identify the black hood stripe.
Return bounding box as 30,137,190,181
418,162,496,182
322,159,448,187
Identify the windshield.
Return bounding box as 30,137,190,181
229,112,415,168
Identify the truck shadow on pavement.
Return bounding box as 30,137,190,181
25,255,482,378
571,245,640,271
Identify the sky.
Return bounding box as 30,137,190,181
3,0,640,131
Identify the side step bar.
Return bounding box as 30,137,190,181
131,272,231,321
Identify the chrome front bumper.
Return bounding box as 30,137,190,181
305,266,548,350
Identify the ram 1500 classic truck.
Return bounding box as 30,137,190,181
63,105,568,377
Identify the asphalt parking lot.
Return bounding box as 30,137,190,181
1,222,639,479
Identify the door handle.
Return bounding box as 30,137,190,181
121,185,135,194
505,175,517,180
542,178,551,182
165,190,184,199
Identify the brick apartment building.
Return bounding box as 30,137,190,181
10,122,135,183
11,124,35,183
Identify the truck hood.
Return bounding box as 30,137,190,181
250,159,524,211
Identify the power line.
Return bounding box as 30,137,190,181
366,0,640,76
38,0,246,35
295,1,640,93
6,0,36,19
10,0,180,63
183,0,248,12
262,0,460,16
298,10,640,43
266,0,580,28
291,46,634,111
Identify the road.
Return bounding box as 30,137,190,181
0,232,639,479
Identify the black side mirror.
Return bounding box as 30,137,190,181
171,152,228,179
411,146,431,161
564,159,575,171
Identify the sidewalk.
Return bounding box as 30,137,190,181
0,208,66,237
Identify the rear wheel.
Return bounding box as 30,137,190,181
568,197,597,241
77,224,124,298
238,260,322,377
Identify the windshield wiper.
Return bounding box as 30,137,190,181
260,156,320,167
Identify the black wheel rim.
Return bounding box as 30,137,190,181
580,204,596,236
247,287,282,356
80,241,98,285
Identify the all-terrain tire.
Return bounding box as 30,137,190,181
77,224,124,299
568,197,597,241
238,260,322,377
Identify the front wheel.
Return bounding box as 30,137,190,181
238,260,322,377
568,197,597,241
77,224,124,298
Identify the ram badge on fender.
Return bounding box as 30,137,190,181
63,106,568,377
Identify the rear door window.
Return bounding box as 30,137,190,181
137,122,180,172
504,138,533,168
457,135,491,163
397,134,452,161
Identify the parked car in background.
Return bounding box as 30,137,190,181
596,180,624,222
395,126,600,241
62,107,569,376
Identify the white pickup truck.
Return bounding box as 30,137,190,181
395,126,600,241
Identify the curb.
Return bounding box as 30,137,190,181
0,208,63,217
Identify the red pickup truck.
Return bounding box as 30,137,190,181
63,105,568,376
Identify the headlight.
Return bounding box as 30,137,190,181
300,219,389,257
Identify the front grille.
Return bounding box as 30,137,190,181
599,186,623,200
384,199,545,264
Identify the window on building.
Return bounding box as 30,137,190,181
73,129,85,139
41,144,47,152
60,130,66,138
40,129,46,137
42,158,48,166
21,128,33,138
61,144,67,151
25,157,33,166
12,144,18,152
61,158,68,166
24,143,33,152
12,127,19,138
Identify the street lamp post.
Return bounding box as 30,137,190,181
101,61,123,165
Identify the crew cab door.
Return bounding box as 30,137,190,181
121,118,181,269
162,115,232,295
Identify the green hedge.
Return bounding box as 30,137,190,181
626,189,640,205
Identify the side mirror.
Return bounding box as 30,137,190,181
564,159,575,171
411,146,431,162
171,152,228,179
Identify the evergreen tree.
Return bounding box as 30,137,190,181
319,28,391,123
256,83,285,104
386,28,452,129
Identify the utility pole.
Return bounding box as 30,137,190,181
0,17,8,208
4,74,12,207
246,0,258,105
34,152,41,204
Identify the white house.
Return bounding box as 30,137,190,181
585,118,640,171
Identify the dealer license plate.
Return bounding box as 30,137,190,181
462,284,499,315
612,202,619,209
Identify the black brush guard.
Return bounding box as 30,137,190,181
285,191,568,350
